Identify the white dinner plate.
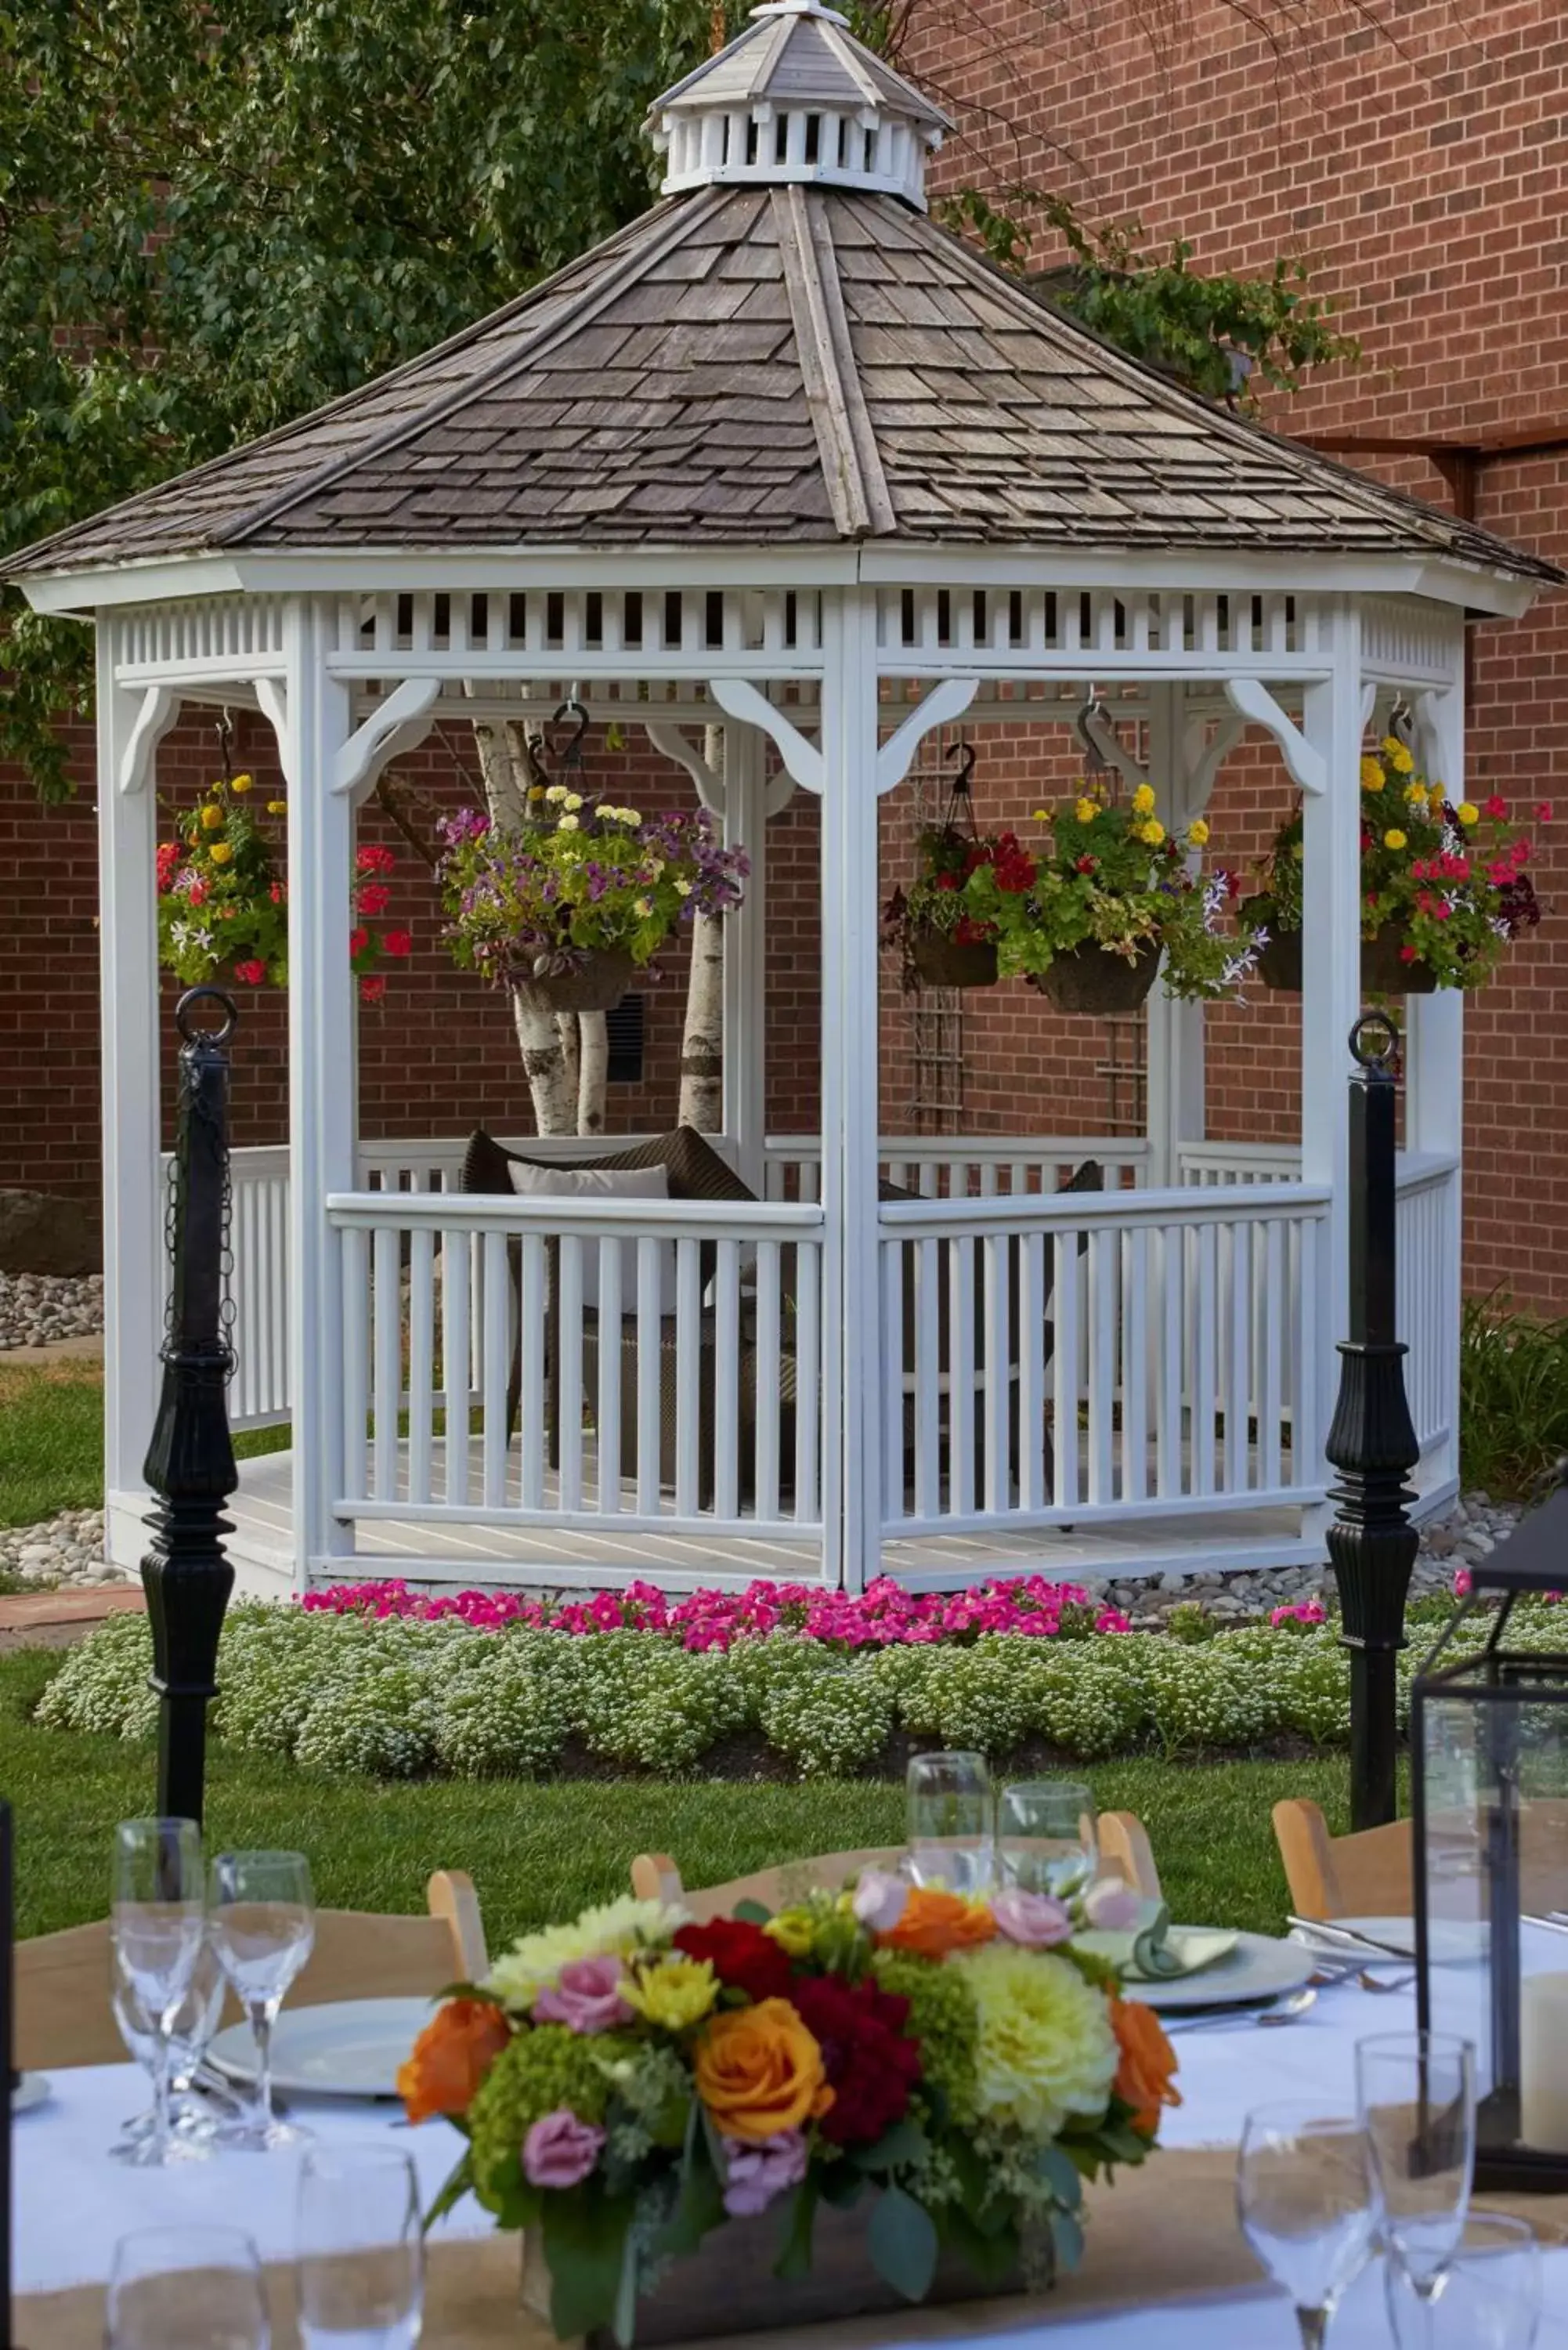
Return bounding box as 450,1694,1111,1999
1294,1915,1486,1966
13,2072,50,2117
1120,1930,1316,2012
208,1996,435,2099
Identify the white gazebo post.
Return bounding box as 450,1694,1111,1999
721,719,769,1195
1408,674,1467,1484
277,598,357,1587
1144,683,1205,1188
95,628,172,1529
1299,598,1367,1502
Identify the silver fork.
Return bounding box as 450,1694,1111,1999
1166,1986,1319,2034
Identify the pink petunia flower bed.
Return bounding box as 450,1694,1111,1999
301,1574,1136,1650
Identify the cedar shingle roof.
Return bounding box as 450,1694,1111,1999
7,180,1559,584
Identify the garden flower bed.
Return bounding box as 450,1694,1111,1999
37,1585,1563,1784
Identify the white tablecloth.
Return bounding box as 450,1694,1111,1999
19,1958,1568,2343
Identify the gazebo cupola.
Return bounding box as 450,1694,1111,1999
648,0,949,209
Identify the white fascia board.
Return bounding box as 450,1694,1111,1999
17,555,251,615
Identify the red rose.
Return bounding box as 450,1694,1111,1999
673,1919,794,2004
786,1976,921,2148
383,930,413,959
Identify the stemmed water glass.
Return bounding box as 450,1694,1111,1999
106,2225,269,2350
111,1931,229,2152
296,2144,425,2348
905,1751,993,1894
1356,2031,1476,2301
997,1780,1098,1900
110,1818,206,2167
1384,2212,1541,2350
1235,2102,1378,2349
209,1848,316,2149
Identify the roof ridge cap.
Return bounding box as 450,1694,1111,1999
903,201,1562,582
773,184,887,536
213,191,728,551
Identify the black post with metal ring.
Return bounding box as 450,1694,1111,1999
141,987,240,1831
1326,1010,1421,1832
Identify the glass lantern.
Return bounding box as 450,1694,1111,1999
1411,1482,1568,2190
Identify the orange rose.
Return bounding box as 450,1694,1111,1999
1109,1995,1181,2138
693,1997,835,2142
876,1887,997,1959
396,1997,511,2124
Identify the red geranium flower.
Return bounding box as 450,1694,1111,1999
786,1976,921,2148
934,872,959,891
356,844,396,874
349,927,370,957
233,959,266,985
358,883,392,917
383,930,413,959
156,842,181,891
359,975,387,1004
1400,945,1418,964
1483,794,1508,820
673,1919,793,2004
1075,854,1098,875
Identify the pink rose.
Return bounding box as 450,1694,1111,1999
721,2129,808,2217
1082,1879,1141,1932
522,2109,606,2189
532,1955,633,2035
992,1889,1074,1949
852,1870,909,1933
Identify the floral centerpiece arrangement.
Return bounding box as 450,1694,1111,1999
438,793,749,1013
399,1873,1178,2347
1243,737,1545,993
157,775,409,1003
957,780,1258,1013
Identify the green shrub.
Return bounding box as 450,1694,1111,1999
35,1599,1566,1784
1460,1293,1568,1499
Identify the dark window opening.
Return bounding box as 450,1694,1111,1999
606,994,645,1085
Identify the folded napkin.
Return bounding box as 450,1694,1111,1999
1075,1899,1239,1981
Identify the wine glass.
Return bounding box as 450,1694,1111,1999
1235,2102,1377,2349
110,1817,205,2167
209,1849,316,2149
997,1780,1097,1900
1356,2030,1476,2296
106,2225,269,2350
1384,2213,1541,2350
905,1751,993,1894
111,1931,229,2150
296,2143,424,2348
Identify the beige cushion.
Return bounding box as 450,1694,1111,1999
506,1160,673,1313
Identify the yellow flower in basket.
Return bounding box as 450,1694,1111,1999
1073,797,1098,825
209,841,234,866
1140,819,1165,847
1131,783,1156,816
201,804,226,831
1382,829,1408,851
621,1955,718,2031
1382,737,1415,775
1187,819,1210,846
1360,757,1385,791
229,773,252,794
267,800,287,816
1457,802,1480,827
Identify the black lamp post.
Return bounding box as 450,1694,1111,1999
140,988,240,1831
1325,1012,1421,1833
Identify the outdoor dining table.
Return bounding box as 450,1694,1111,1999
17,1965,1568,2347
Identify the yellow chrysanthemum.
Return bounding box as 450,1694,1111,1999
1382,829,1408,851
229,773,252,794
200,804,226,830
1360,758,1385,791
956,1943,1119,2138
1404,783,1428,806
1074,797,1098,825
1387,743,1414,776
621,1956,718,2032
483,1896,684,2012
764,1911,816,1960
1131,783,1157,816
1187,819,1210,847
208,841,233,865
1140,819,1166,847
266,800,287,816
1457,802,1479,828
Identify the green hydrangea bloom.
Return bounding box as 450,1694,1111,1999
873,1950,980,2127
467,2025,640,2208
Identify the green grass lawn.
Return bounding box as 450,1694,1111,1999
5,1648,1364,1944
0,1361,287,1529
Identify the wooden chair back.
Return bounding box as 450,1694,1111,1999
18,1869,486,2073
633,1814,1160,1923
1273,1799,1413,1919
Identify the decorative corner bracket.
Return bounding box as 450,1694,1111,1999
1223,678,1327,797
1180,712,1245,815
254,678,295,790
644,721,724,815
331,678,442,802
117,685,180,796
875,678,979,797
708,681,824,797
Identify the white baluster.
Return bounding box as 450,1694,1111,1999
406,1226,435,1506
441,1226,471,1505
481,1229,511,1509
341,1226,369,1503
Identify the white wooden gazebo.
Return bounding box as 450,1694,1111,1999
8,0,1555,1600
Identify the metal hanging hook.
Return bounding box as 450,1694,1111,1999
544,696,589,771
1349,1010,1400,1074
214,707,236,783
945,737,977,794
1074,692,1111,776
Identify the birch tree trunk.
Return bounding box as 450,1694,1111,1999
470,714,576,1133
577,1013,609,1135
677,724,727,1131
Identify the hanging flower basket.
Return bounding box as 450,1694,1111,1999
1242,900,1440,996
517,948,637,1014
909,929,999,989
1031,938,1162,1015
